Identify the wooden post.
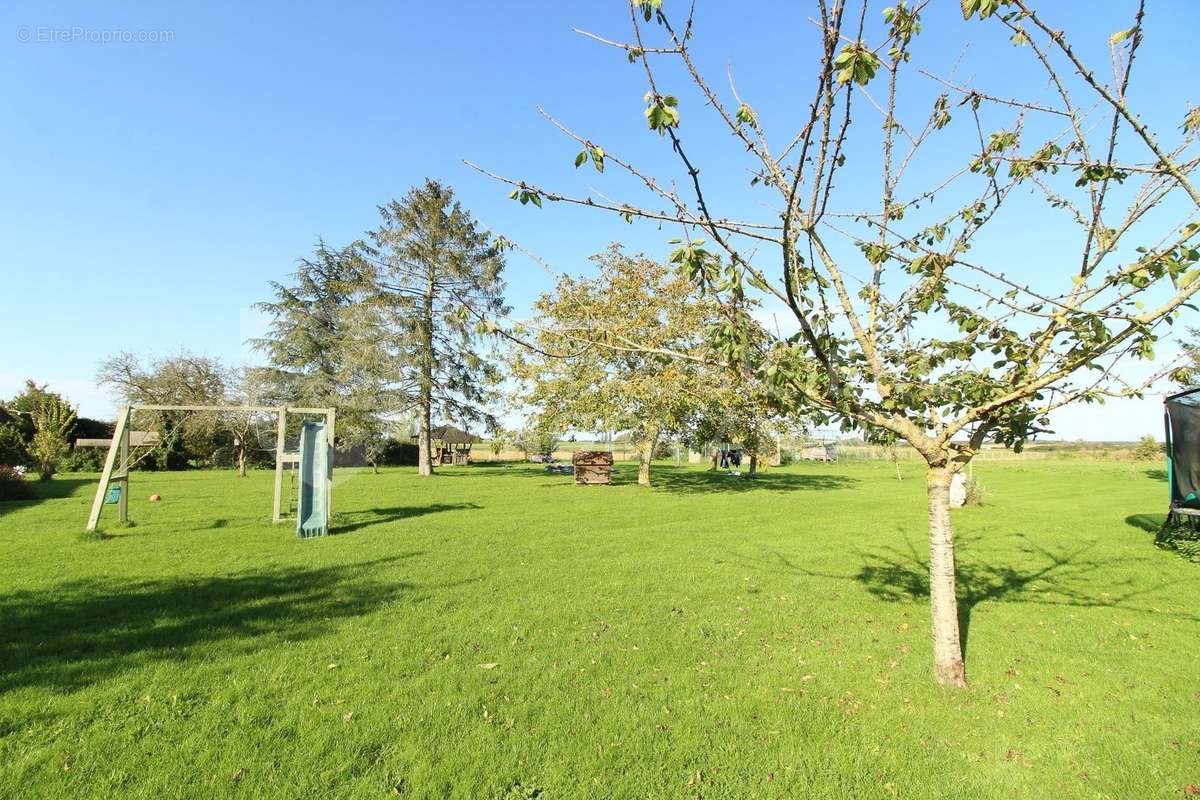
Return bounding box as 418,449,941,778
325,407,336,520
117,419,129,523
85,405,130,532
272,406,287,523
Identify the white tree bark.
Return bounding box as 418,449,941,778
926,466,967,688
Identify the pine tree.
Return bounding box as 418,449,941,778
252,239,365,405
357,180,507,476
252,240,386,460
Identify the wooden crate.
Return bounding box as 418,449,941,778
572,451,613,485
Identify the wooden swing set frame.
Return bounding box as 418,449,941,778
84,404,335,532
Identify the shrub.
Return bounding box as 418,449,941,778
778,450,796,466
652,439,674,460
61,447,106,473
29,393,76,480
963,475,986,507
377,439,419,466
1132,435,1163,462
0,420,27,467
0,465,35,501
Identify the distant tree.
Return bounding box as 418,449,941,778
865,427,905,481
0,416,25,467
1132,434,1162,462
683,373,787,476
252,240,392,470
28,391,76,480
252,240,365,405
96,351,228,470
2,381,79,470
488,426,512,458
512,246,719,486
1173,328,1200,388
513,420,560,461
354,180,508,476
220,368,279,478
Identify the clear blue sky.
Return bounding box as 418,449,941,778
1,1,1196,439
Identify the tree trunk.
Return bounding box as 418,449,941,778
926,466,967,688
748,453,758,476
417,273,435,477
417,395,432,476
638,430,658,486
237,445,247,478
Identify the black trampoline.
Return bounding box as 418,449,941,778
1164,387,1200,526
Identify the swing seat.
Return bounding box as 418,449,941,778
104,485,121,504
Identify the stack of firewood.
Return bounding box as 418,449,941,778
572,451,613,485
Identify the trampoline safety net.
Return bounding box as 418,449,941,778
1164,388,1200,509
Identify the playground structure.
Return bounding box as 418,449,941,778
84,404,335,534
1164,388,1200,528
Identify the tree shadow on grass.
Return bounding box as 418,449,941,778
421,463,859,495
742,531,1192,661
1143,469,1168,482
0,553,423,695
645,467,859,495
332,503,481,534
0,476,95,516
853,533,1115,659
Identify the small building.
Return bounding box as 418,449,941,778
414,425,477,466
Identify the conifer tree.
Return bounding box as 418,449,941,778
355,180,508,476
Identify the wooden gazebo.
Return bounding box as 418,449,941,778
418,425,477,466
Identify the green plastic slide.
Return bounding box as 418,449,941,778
296,421,330,538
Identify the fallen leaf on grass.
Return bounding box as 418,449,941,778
479,662,498,670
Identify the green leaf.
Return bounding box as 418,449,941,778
634,0,662,22
735,104,758,129
746,272,772,293
574,151,587,168
644,95,681,134
1109,27,1136,45
590,146,605,173
833,43,881,86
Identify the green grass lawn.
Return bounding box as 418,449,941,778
1,460,1196,799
